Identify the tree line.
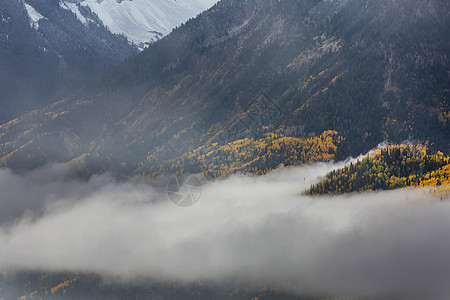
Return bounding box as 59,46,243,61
307,144,450,195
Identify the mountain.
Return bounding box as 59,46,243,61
60,0,219,50
0,0,220,124
0,0,138,123
0,0,448,175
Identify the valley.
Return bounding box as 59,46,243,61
0,0,449,299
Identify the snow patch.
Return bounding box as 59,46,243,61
60,2,88,24
24,3,46,29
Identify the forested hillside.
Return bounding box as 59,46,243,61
0,0,137,123
143,130,343,178
0,1,449,299
0,0,448,177
308,144,450,195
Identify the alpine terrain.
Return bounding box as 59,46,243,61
60,0,220,50
0,0,137,123
0,0,447,176
0,0,218,123
0,0,449,298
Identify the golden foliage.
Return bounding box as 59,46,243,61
162,130,344,178
308,144,450,195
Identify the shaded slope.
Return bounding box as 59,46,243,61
0,0,137,123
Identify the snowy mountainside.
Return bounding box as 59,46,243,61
61,0,219,50
0,0,137,123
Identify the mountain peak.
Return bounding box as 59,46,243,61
60,0,219,50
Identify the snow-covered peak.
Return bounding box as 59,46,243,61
24,3,47,29
60,0,219,50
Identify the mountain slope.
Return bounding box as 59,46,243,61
0,0,448,175
307,144,450,195
0,0,137,123
61,0,219,50
145,130,343,178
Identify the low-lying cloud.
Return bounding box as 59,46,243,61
0,162,449,299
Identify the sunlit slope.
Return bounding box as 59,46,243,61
307,145,450,196
144,130,343,178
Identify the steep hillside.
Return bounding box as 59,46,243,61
0,0,448,176
307,144,450,195
0,0,137,123
143,130,343,179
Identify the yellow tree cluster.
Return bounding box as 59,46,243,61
308,144,450,195
176,130,343,178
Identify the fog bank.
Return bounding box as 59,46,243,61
0,163,448,299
